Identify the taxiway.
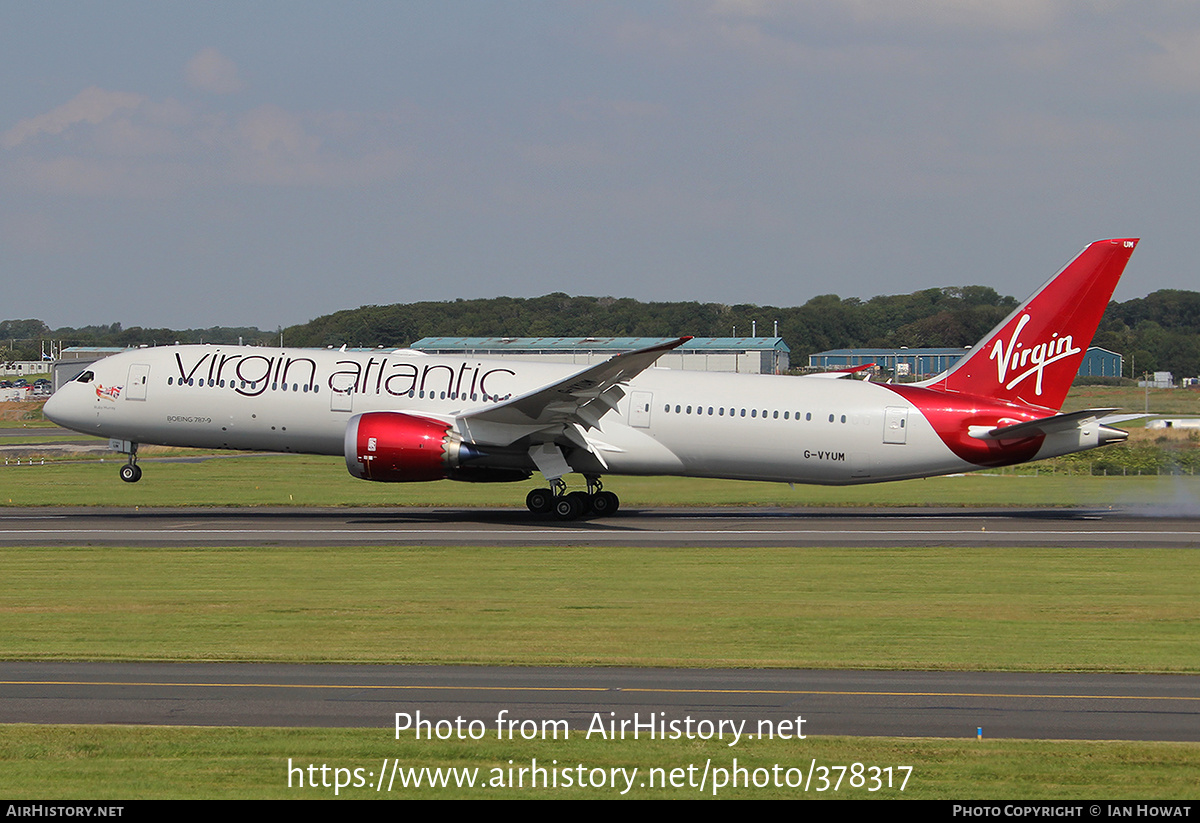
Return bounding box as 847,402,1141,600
2,662,1197,741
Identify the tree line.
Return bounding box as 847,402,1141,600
5,287,1199,378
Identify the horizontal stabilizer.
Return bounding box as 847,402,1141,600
805,363,875,380
977,408,1120,440
1098,413,1153,426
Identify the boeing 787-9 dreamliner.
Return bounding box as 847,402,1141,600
45,238,1139,519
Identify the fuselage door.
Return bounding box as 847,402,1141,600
883,406,908,444
126,364,150,401
629,390,653,428
330,383,354,412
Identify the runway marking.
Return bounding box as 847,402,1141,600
4,680,1198,703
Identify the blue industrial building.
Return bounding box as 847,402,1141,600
810,346,1122,379
1076,347,1123,378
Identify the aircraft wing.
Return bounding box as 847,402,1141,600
455,337,691,448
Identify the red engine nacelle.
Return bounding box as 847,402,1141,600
344,412,460,482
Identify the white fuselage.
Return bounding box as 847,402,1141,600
45,344,1064,486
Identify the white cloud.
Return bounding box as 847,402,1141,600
185,48,245,94
237,105,320,157
2,82,411,195
227,106,408,187
2,87,144,149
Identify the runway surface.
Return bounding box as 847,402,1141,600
2,662,1197,741
2,505,1197,742
2,504,1200,547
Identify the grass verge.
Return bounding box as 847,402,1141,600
0,725,1196,799
2,545,1198,671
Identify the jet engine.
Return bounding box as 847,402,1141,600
344,411,529,483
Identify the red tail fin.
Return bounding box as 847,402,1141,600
924,238,1138,410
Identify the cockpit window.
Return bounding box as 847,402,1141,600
75,371,95,384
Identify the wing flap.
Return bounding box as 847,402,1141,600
455,337,690,447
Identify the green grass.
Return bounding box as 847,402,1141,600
1063,385,1200,416
2,545,1197,671
4,451,1200,507
0,725,1195,799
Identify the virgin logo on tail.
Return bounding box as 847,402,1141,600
988,314,1081,396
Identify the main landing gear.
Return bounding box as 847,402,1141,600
525,476,619,520
119,444,142,483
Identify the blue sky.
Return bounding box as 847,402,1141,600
3,1,1197,329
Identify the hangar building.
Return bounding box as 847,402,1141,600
410,337,790,374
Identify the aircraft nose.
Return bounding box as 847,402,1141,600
42,385,87,431
42,388,68,425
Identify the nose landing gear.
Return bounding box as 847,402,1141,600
118,443,141,483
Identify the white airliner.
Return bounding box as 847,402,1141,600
45,238,1138,519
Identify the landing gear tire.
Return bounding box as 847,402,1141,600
566,491,592,517
526,488,554,514
119,464,142,483
590,490,619,516
554,493,586,521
